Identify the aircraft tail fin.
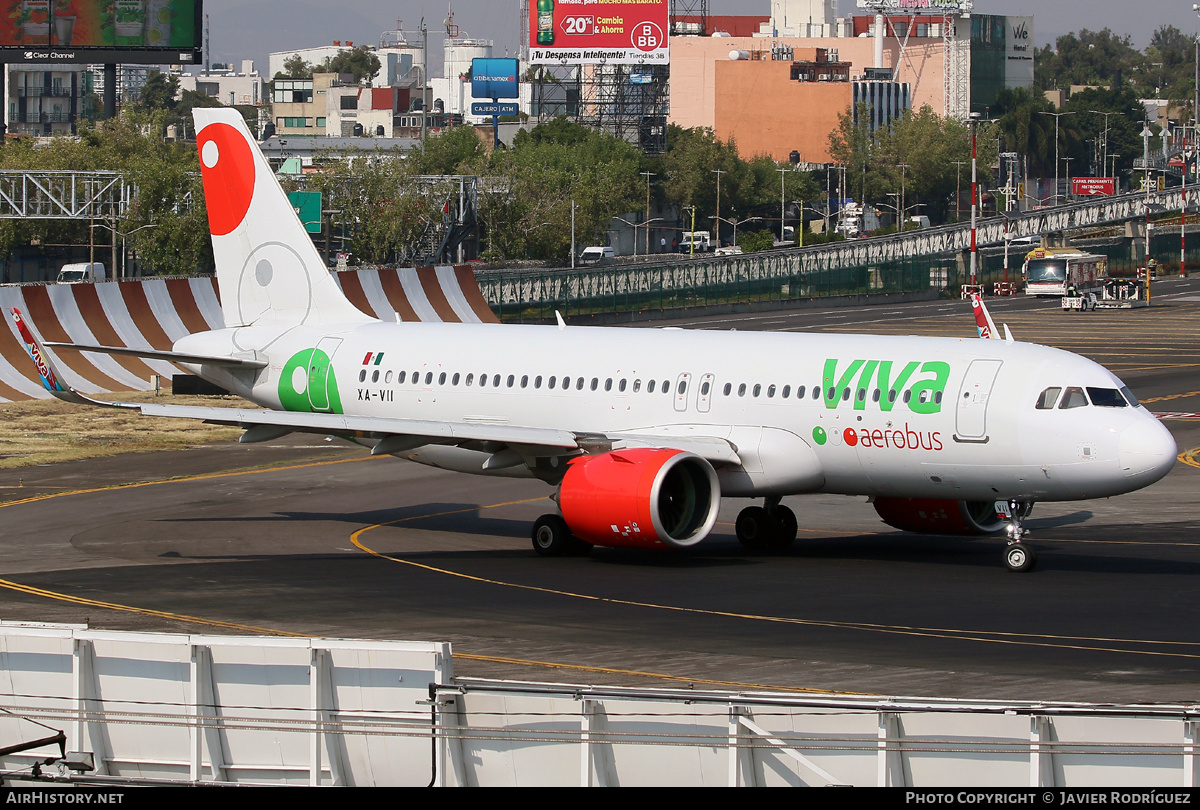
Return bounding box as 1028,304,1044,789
969,293,1000,340
9,308,131,408
193,108,371,328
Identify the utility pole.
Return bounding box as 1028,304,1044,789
897,163,910,232
970,113,979,287
712,169,725,245
641,171,655,254
778,167,788,243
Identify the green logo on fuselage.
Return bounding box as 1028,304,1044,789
279,348,344,413
822,358,950,414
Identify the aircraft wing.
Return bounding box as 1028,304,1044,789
137,403,742,465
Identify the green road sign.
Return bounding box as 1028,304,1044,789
288,191,322,234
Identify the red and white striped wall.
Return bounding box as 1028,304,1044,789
0,266,497,402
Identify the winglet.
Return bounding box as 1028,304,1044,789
8,308,128,408
969,293,1000,340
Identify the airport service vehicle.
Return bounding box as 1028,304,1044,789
10,109,1177,573
578,246,614,265
1022,247,1108,297
679,231,712,253
55,263,105,283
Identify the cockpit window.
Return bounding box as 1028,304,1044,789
1120,386,1140,407
1035,387,1061,409
1087,387,1127,408
1059,387,1089,409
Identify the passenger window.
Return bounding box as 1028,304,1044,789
576,378,585,390
478,374,486,387
872,389,880,402
521,375,529,388
591,378,598,391
619,379,627,392
738,383,746,397
857,388,866,402
385,370,393,384
649,379,657,393
493,375,501,387
700,381,710,395
841,388,851,402
888,390,897,403
507,375,515,387
1035,387,1061,409
534,375,542,389
782,385,791,398
452,373,460,385
752,384,761,397
767,385,776,398
663,381,671,394
634,379,642,393
438,372,446,385
548,376,556,388
359,370,367,382
1087,387,1127,408
425,372,433,385
723,383,732,396
794,385,804,398
465,373,473,386
902,390,911,404
678,381,687,394
372,370,380,383
398,370,407,384
1059,387,1089,409
605,379,613,391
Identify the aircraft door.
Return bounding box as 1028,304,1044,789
696,373,714,413
673,372,692,413
307,338,343,413
955,359,1002,441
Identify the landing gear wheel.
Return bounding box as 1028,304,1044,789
1004,542,1037,573
532,514,583,557
736,506,772,550
770,505,798,550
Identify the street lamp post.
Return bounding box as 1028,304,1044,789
970,113,979,288
711,169,725,245
897,163,910,232
1037,110,1076,205
778,166,789,244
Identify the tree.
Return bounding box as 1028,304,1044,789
278,54,313,79
413,125,485,175
1034,29,1143,93
324,46,382,84
138,71,179,110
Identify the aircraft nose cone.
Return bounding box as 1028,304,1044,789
1118,417,1177,485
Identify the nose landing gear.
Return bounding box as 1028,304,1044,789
1000,500,1037,572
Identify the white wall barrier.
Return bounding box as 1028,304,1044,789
1,623,1197,787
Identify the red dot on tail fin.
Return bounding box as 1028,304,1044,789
197,122,256,236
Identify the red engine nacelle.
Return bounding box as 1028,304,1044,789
559,449,721,549
872,497,1006,536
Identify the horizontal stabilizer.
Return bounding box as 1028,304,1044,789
44,341,268,369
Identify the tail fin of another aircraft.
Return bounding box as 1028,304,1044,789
193,108,371,328
969,292,1000,340
9,308,127,407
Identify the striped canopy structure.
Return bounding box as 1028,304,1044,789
0,266,497,402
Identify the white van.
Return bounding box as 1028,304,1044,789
579,246,615,265
56,262,106,283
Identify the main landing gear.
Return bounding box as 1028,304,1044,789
735,497,798,552
531,514,593,557
1001,500,1037,573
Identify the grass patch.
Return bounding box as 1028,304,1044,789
0,392,258,469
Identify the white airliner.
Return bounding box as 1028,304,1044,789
9,109,1178,572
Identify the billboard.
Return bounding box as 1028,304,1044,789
1072,177,1116,197
471,57,519,100
529,0,668,66
855,1,973,11
0,0,202,64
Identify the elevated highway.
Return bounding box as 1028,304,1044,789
783,188,1184,272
